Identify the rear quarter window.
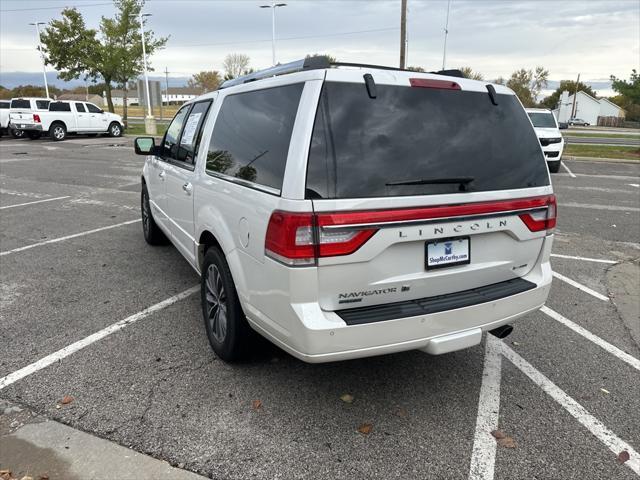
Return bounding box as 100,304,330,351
49,102,71,112
0,102,9,109
35,100,50,110
206,83,304,192
306,82,550,199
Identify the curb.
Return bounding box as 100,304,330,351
564,155,640,164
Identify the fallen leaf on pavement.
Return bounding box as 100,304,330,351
20,476,34,480
600,388,610,394
491,429,506,440
512,341,520,346
60,395,74,405
617,450,630,464
497,436,517,448
252,399,262,410
38,475,50,480
397,407,408,417
340,394,354,404
357,423,373,435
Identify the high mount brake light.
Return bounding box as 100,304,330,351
409,78,461,90
33,114,41,123
265,195,557,266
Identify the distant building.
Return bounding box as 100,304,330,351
554,90,625,125
107,89,139,106
57,93,103,105
163,87,202,104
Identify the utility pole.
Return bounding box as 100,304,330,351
133,12,156,135
571,73,580,119
400,0,407,69
164,66,169,103
442,0,452,70
29,22,49,98
260,3,287,66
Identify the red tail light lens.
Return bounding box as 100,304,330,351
518,195,557,232
33,114,41,123
410,78,461,90
265,195,556,266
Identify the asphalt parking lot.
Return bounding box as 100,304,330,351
1,136,639,480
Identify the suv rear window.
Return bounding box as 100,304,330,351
11,99,30,109
306,82,549,199
206,83,303,192
49,102,71,112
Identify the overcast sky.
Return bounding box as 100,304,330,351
1,0,638,86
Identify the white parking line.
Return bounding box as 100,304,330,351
0,219,141,256
0,196,70,210
0,286,199,390
469,335,502,480
561,202,640,212
561,162,576,178
498,341,640,476
541,306,640,371
550,253,617,264
552,271,610,301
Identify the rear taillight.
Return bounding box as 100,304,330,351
266,195,557,266
33,114,41,123
265,211,377,266
518,195,557,232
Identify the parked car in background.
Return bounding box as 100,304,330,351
134,57,555,364
0,100,10,137
568,117,590,126
8,97,52,139
526,108,564,173
12,100,124,141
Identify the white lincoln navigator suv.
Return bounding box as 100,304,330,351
134,57,556,363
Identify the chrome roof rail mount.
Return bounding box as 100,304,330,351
219,56,464,89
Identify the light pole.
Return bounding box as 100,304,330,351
441,0,452,70
132,12,156,134
259,2,287,66
29,22,50,99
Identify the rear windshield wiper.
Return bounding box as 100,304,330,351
385,176,474,186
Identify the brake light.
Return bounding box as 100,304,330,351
265,195,556,266
410,78,461,90
33,114,41,123
518,195,557,232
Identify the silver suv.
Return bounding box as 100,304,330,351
134,57,555,363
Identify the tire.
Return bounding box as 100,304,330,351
49,123,66,141
108,122,122,137
10,128,25,139
548,161,561,173
27,131,42,140
201,247,252,362
141,183,167,245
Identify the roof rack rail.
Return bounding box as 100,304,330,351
219,56,466,89
220,56,331,89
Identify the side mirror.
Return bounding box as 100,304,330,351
134,137,156,155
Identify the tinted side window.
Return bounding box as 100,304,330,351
11,99,30,109
49,102,71,112
86,103,101,113
35,100,50,109
206,83,303,191
0,102,10,109
178,100,212,165
161,105,191,160
75,103,86,112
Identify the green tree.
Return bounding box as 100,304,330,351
40,0,167,113
305,53,337,64
611,70,640,103
539,80,597,109
188,71,222,92
407,66,426,72
459,67,483,80
223,53,251,79
505,67,549,107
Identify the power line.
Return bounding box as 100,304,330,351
0,3,112,13
171,27,399,48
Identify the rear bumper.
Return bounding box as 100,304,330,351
9,122,42,132
244,235,554,363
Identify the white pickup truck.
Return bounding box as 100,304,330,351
11,100,124,141
0,100,10,137
7,97,52,139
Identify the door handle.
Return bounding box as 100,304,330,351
158,170,166,180
182,182,193,195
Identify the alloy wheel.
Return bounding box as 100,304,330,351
205,264,228,343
